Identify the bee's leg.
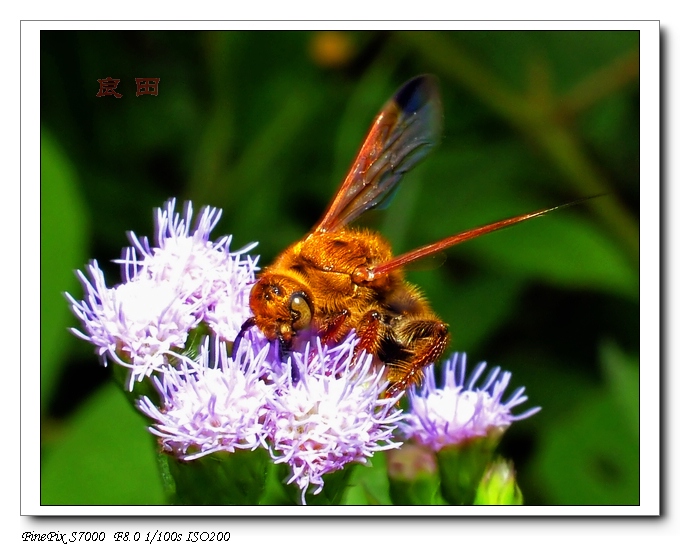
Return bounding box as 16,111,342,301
354,310,384,362
384,317,449,398
232,317,256,360
277,334,301,384
317,309,350,344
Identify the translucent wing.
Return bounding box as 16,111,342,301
314,75,442,233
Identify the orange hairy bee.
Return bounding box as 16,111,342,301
239,75,583,397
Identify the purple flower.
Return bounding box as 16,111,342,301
399,353,540,451
123,200,258,341
66,199,257,388
137,337,274,458
138,327,404,502
264,333,403,503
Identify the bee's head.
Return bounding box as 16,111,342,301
249,273,314,343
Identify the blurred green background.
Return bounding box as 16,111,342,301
40,30,640,506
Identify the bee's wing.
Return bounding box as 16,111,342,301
314,75,442,233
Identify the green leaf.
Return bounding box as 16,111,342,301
532,383,639,505
423,271,524,354
166,448,269,505
468,210,638,299
40,129,90,410
41,384,165,505
600,342,640,440
418,144,637,299
343,452,393,505
259,461,294,505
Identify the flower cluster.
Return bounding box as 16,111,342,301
399,352,541,451
66,199,257,388
67,199,540,504
137,338,274,458
265,336,403,500
67,200,402,502
136,328,402,502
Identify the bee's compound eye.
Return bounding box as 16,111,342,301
289,292,312,330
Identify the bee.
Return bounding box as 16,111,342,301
239,75,584,397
